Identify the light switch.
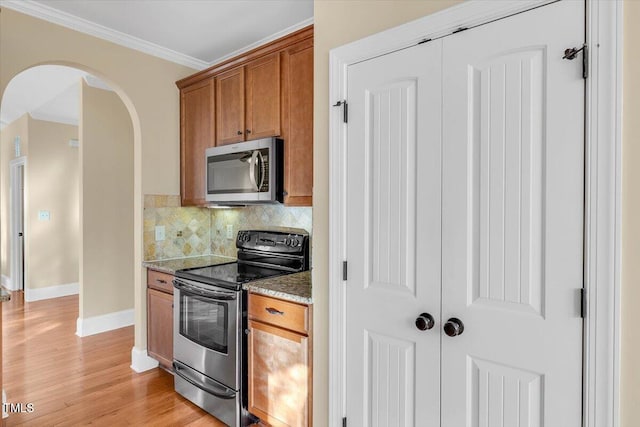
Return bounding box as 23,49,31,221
38,210,50,221
155,225,166,241
226,224,233,240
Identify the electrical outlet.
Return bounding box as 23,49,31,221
226,224,233,240
155,225,166,241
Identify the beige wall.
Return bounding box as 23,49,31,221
0,8,196,348
80,81,134,318
25,118,79,289
621,1,640,425
0,114,29,280
313,1,461,425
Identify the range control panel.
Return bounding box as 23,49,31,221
236,229,309,254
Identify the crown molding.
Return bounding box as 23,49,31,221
1,1,313,71
208,17,314,66
0,0,208,70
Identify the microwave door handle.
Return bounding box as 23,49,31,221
249,150,259,191
257,150,265,190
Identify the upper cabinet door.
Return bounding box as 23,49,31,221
181,78,215,206
245,53,281,140
281,39,313,206
216,67,245,146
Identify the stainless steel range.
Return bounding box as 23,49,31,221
172,229,309,426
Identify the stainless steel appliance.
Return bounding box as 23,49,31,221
205,137,283,204
173,229,309,426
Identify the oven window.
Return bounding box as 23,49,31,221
180,293,228,354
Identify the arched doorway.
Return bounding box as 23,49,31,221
1,63,139,343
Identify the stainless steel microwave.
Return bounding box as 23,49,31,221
205,137,283,204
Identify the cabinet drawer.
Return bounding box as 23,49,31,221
249,293,309,335
147,269,174,294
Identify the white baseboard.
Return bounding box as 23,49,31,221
130,346,160,373
24,282,79,302
76,308,134,337
1,275,12,290
2,389,7,419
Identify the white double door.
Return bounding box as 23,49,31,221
345,1,584,426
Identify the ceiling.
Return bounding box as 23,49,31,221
0,0,313,130
2,0,314,69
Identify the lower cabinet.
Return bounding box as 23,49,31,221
147,269,174,370
248,293,312,427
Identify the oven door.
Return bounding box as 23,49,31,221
173,278,241,390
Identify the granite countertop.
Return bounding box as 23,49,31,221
243,270,312,304
143,254,235,274
143,256,311,304
1,289,11,302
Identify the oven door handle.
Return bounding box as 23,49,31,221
173,361,237,400
173,280,237,301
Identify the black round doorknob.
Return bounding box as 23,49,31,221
444,317,464,337
415,313,435,331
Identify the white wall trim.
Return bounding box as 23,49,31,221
76,308,134,337
1,275,11,289
24,282,78,302
0,0,207,70
328,1,622,426
584,1,624,426
130,346,159,373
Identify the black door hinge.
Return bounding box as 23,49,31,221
333,100,348,123
581,288,587,319
342,417,347,427
342,261,348,281
563,44,588,79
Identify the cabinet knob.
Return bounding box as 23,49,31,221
246,129,252,134
237,130,243,135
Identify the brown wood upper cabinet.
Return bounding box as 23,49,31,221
216,53,280,146
180,78,215,206
281,39,313,206
176,25,313,207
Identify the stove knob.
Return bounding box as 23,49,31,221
285,238,292,246
294,239,300,246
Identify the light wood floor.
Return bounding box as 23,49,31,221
2,292,226,426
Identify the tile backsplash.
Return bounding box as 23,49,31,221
210,205,312,258
143,195,211,260
143,195,312,261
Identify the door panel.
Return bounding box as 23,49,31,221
441,2,584,426
180,78,214,206
245,53,281,139
216,67,245,145
471,48,544,316
346,41,442,427
468,357,543,427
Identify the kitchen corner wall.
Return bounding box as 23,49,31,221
143,195,312,261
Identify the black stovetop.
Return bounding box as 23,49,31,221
174,262,287,290
174,229,310,291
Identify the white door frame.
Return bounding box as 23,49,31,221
328,1,623,426
9,156,27,292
